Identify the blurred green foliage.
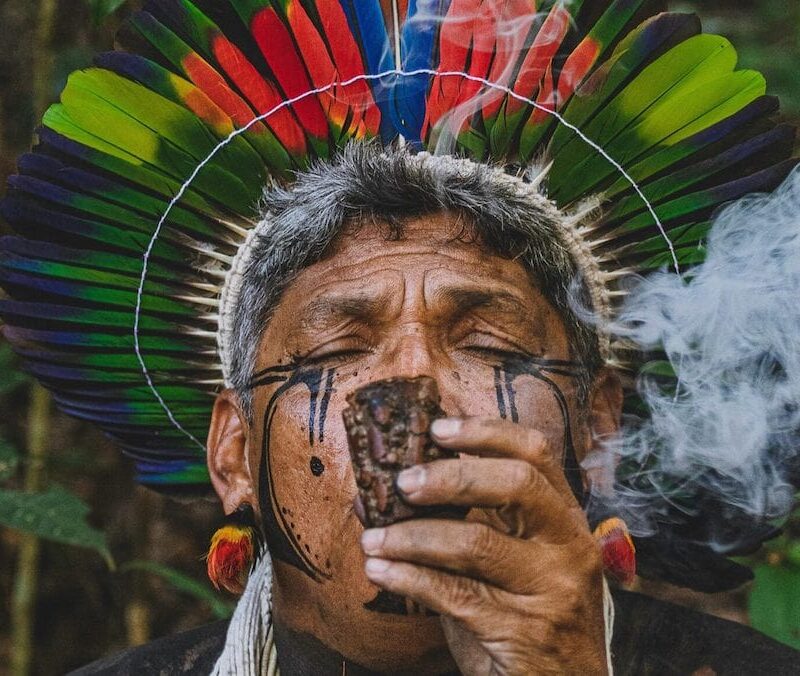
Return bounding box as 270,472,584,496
0,343,111,566
675,0,800,115
85,0,129,25
0,485,113,567
0,437,19,481
121,561,235,620
745,507,800,648
749,563,800,650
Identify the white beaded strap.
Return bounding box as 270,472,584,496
603,576,615,676
211,551,278,676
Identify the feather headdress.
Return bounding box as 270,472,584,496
0,1,797,589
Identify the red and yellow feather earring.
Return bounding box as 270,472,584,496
206,504,261,595
593,517,636,585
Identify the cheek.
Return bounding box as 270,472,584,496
260,387,361,578
439,362,522,418
510,374,583,459
514,383,567,432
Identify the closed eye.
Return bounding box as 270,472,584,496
292,341,373,367
458,334,535,361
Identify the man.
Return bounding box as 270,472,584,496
71,147,798,674
209,148,617,673
1,0,798,673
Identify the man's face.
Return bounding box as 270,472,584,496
211,212,605,669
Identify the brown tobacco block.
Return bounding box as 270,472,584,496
343,376,469,528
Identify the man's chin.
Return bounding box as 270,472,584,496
271,559,456,672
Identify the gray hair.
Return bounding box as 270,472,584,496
229,142,602,416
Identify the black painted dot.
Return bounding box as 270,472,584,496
297,533,301,540
281,506,288,514
305,544,311,553
310,455,325,476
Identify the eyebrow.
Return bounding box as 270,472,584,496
434,287,532,317
295,289,396,332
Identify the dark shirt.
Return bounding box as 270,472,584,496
69,590,798,675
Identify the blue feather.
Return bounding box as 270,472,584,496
387,0,452,143
338,0,396,141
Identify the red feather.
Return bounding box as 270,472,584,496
557,35,602,104
181,52,284,144
508,3,571,114
455,2,498,109
423,0,481,138
206,524,255,595
282,0,352,136
314,0,381,136
209,34,307,156
481,0,538,121
250,6,330,141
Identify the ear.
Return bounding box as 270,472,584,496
581,367,624,494
207,389,258,516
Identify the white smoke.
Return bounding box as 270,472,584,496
597,166,800,550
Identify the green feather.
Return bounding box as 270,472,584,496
549,39,765,204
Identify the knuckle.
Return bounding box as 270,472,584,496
474,416,503,433
466,523,498,562
463,524,515,579
446,575,484,613
410,564,430,590
402,523,427,553
451,458,476,499
390,561,426,592
422,460,461,500
471,416,508,443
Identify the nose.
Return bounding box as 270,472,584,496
374,324,468,416
380,324,438,379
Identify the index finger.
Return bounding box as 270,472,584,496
430,416,578,501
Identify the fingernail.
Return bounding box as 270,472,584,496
431,418,462,439
365,557,391,576
361,528,385,555
397,466,425,493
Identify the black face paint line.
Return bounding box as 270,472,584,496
247,363,339,582
504,368,519,423
305,367,323,446
318,367,335,443
496,356,586,503
364,589,438,617
494,365,507,420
